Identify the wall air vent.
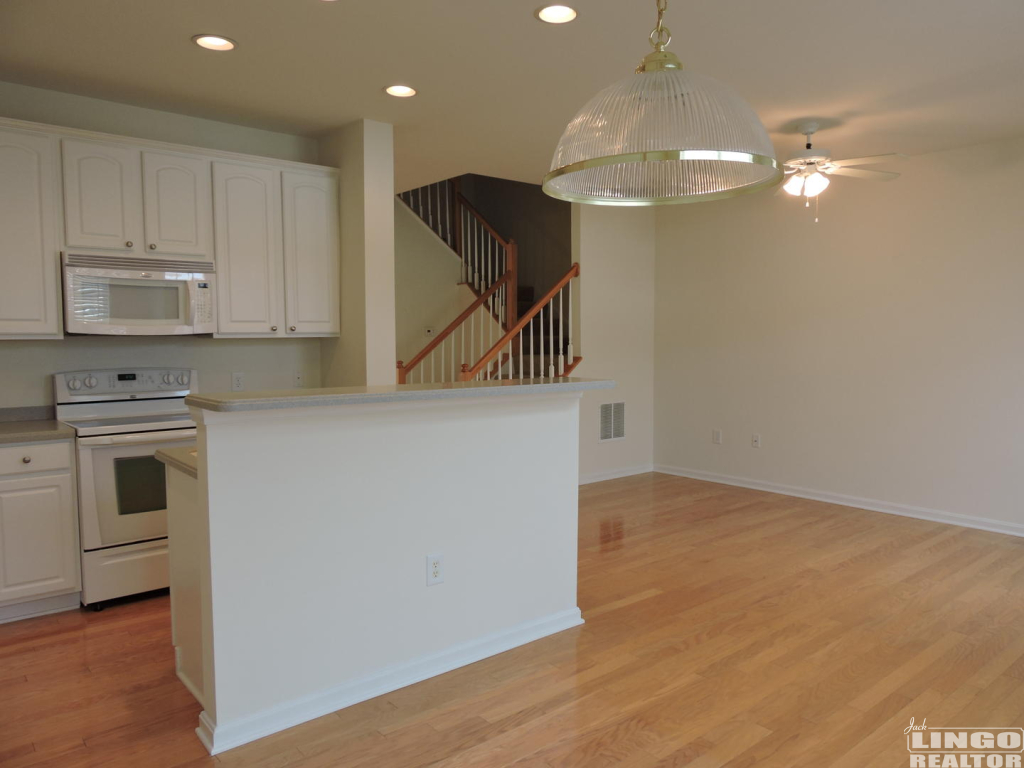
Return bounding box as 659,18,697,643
600,402,625,441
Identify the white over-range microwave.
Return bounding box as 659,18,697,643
63,253,216,335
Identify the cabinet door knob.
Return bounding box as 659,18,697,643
149,243,157,250
270,326,278,332
22,456,31,464
125,240,134,248
289,326,296,332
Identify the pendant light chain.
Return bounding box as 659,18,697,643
649,0,672,51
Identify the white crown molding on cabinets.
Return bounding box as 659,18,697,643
0,116,338,176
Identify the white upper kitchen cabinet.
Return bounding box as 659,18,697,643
142,152,213,258
62,139,144,253
212,161,284,337
282,171,340,336
0,128,60,337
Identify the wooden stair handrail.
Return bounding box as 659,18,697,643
459,263,580,381
398,270,514,383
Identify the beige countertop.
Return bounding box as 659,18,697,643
156,446,198,478
185,377,614,413
0,419,76,445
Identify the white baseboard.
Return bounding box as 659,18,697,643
0,592,80,625
200,607,584,755
579,464,654,485
654,465,1024,539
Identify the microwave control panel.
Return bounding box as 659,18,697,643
55,368,197,401
194,281,214,324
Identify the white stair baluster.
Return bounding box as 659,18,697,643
539,306,545,378
567,278,574,367
517,330,523,379
548,297,555,377
529,317,534,379
558,287,565,376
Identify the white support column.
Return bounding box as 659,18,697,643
317,119,397,387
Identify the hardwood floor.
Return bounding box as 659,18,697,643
3,473,1024,767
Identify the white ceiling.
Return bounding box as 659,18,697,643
2,0,1023,191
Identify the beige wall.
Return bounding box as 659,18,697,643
574,205,656,483
1,337,321,407
0,80,318,162
0,82,324,407
654,136,1024,531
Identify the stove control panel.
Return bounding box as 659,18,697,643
55,368,197,402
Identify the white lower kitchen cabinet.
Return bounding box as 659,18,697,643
0,443,80,617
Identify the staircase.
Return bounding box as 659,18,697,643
397,179,581,384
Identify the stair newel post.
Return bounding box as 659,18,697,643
459,363,470,382
397,361,406,385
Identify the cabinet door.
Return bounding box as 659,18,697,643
142,152,213,258
0,129,60,336
212,162,283,336
62,139,143,252
282,172,340,336
0,473,78,604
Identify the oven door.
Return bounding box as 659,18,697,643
77,429,196,550
64,266,194,335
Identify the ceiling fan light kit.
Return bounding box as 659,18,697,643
542,0,782,206
782,121,907,202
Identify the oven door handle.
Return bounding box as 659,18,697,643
77,428,197,446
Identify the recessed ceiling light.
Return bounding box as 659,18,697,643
535,5,578,23
192,34,236,52
385,85,417,98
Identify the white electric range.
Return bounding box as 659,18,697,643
55,368,197,608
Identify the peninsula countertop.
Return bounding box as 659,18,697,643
185,377,614,413
155,446,198,478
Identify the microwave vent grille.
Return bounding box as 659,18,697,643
65,254,216,273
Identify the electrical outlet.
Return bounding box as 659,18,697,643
426,554,444,586
712,429,723,445
294,373,305,388
231,371,245,392
751,433,762,449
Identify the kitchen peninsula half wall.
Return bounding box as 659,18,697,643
163,377,612,754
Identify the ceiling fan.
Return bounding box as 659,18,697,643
781,121,907,199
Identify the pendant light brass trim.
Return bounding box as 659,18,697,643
542,150,783,206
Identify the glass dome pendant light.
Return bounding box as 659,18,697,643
542,0,782,206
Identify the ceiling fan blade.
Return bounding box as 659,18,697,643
826,167,901,181
829,153,908,168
